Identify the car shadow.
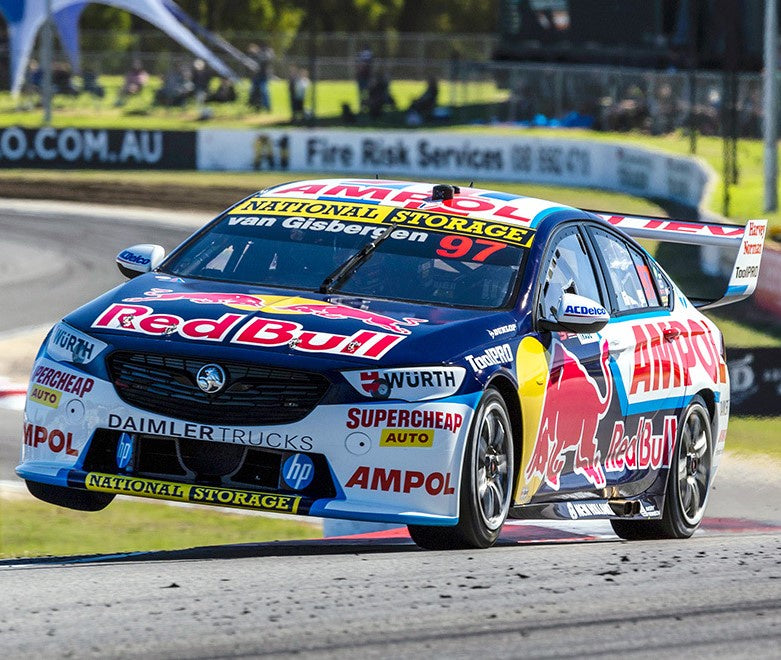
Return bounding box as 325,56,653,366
0,522,616,567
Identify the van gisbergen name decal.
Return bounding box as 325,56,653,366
83,473,301,513
227,198,535,248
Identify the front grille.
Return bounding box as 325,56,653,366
107,351,330,425
82,430,336,499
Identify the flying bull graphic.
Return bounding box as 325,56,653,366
272,302,426,335
525,340,613,491
125,289,266,309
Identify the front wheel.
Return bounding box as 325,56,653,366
408,389,514,550
611,395,713,540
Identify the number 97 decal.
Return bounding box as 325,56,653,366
436,236,506,262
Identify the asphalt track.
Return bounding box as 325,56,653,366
1,200,780,659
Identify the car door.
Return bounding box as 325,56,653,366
521,224,621,502
584,225,678,495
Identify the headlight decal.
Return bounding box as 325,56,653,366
46,322,107,365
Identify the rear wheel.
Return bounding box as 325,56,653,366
408,389,514,550
611,395,713,540
26,480,114,512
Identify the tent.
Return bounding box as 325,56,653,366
0,0,236,96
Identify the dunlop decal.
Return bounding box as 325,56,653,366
84,473,301,513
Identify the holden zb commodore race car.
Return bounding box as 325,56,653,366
18,179,767,549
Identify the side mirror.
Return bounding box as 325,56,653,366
116,244,166,279
539,292,610,334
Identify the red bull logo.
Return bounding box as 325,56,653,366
124,290,425,336
270,303,426,335
525,340,613,491
124,289,266,309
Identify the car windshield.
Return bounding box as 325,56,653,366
162,202,532,308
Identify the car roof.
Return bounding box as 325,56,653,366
261,178,583,230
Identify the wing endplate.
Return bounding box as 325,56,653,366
589,211,767,309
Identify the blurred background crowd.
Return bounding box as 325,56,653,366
0,0,778,135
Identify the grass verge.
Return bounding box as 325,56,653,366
723,417,781,461
0,494,318,559
0,169,670,216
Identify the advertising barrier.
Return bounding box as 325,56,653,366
753,244,781,319
197,129,713,209
727,347,781,416
0,125,713,207
0,127,197,169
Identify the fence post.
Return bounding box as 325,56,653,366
764,0,778,212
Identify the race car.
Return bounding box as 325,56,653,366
18,179,766,549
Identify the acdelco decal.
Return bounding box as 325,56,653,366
84,473,300,513
92,304,403,360
345,466,455,495
380,429,434,447
630,319,721,394
347,408,463,433
23,424,78,456
605,416,677,473
229,197,394,223
31,365,94,397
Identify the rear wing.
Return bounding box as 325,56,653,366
588,212,768,310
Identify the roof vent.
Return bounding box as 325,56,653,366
432,184,460,201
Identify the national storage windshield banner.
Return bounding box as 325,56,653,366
197,129,712,209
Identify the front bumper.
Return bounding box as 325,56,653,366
19,356,478,526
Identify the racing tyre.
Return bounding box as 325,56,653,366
26,480,115,512
408,389,514,550
611,395,713,540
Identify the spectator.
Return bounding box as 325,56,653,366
52,62,78,96
248,42,274,111
367,72,396,119
407,76,439,124
81,67,105,99
116,60,148,106
154,66,193,107
287,65,297,121
191,58,211,105
24,58,42,94
356,44,373,111
207,77,237,103
291,67,310,123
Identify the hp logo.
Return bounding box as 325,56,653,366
196,364,226,394
116,432,134,470
282,453,315,491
